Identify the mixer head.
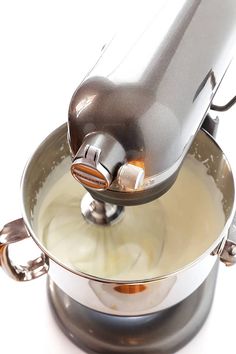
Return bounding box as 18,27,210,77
67,0,236,207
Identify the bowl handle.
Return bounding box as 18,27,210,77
0,218,49,281
217,213,236,266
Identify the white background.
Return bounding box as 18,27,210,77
0,1,236,353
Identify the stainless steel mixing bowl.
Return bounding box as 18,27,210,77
0,124,235,315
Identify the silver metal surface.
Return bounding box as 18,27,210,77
48,261,219,353
72,146,112,190
46,253,218,315
71,132,126,190
81,192,124,226
68,0,236,204
0,218,49,281
14,124,234,315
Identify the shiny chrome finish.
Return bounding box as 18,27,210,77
68,0,236,205
81,193,124,226
0,218,49,281
0,218,29,245
47,254,218,315
48,262,219,353
71,132,126,190
72,145,112,190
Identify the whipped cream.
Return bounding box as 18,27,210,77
34,155,225,280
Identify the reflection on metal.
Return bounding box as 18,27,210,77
0,218,29,245
89,275,177,313
114,284,147,294
47,263,219,353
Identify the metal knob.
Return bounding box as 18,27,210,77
71,145,112,190
71,133,126,191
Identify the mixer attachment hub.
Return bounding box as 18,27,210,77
81,193,124,226
70,132,126,191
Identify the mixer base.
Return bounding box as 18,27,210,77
47,261,219,354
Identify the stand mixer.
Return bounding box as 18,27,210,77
1,1,236,353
